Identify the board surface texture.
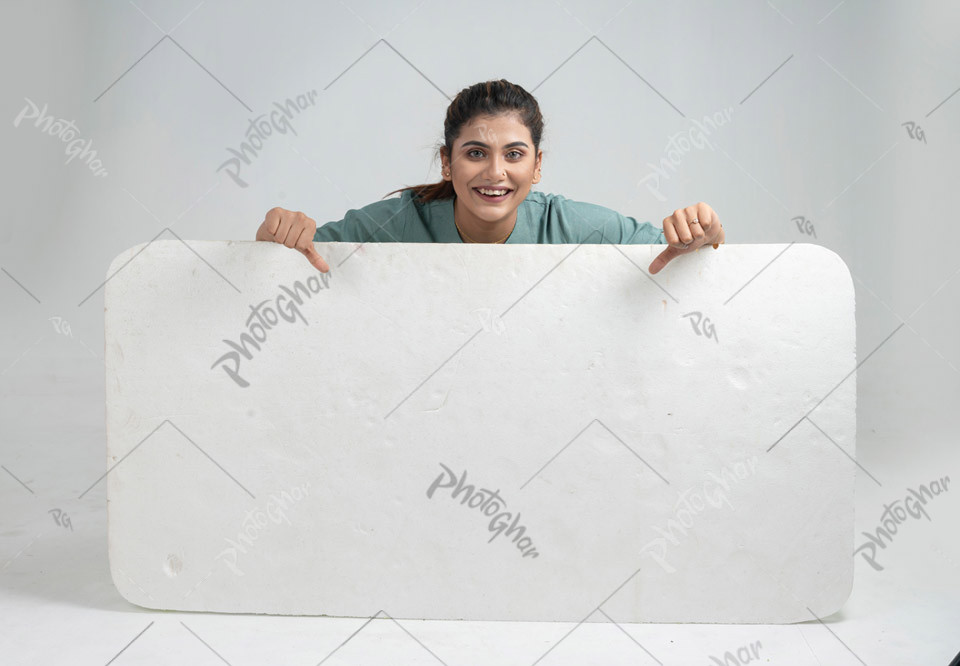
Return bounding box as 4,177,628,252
104,240,856,622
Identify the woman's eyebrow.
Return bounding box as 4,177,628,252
461,140,529,149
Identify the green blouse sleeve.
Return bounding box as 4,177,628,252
313,196,409,243
620,215,667,245
552,195,667,245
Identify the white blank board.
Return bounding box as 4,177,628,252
104,240,856,623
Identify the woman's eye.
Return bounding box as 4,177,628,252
468,149,524,159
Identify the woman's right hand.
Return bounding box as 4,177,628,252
256,207,330,273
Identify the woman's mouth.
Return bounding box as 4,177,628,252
473,187,513,202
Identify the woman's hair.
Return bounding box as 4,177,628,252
383,79,545,203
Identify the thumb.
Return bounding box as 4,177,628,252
648,247,677,274
713,224,725,248
301,244,330,273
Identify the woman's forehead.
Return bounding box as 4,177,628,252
458,115,532,146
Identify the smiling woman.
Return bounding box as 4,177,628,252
255,79,725,274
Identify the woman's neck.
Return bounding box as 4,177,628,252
453,197,517,243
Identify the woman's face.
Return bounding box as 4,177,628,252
442,113,542,226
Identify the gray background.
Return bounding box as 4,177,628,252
1,1,958,664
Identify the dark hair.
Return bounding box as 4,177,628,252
383,79,545,203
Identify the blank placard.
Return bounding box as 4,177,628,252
104,240,855,623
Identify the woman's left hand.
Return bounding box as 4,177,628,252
648,202,725,274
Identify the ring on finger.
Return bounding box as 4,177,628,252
683,217,700,247
684,217,701,246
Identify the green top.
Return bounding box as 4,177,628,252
313,189,667,245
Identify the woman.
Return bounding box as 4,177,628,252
255,79,724,275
